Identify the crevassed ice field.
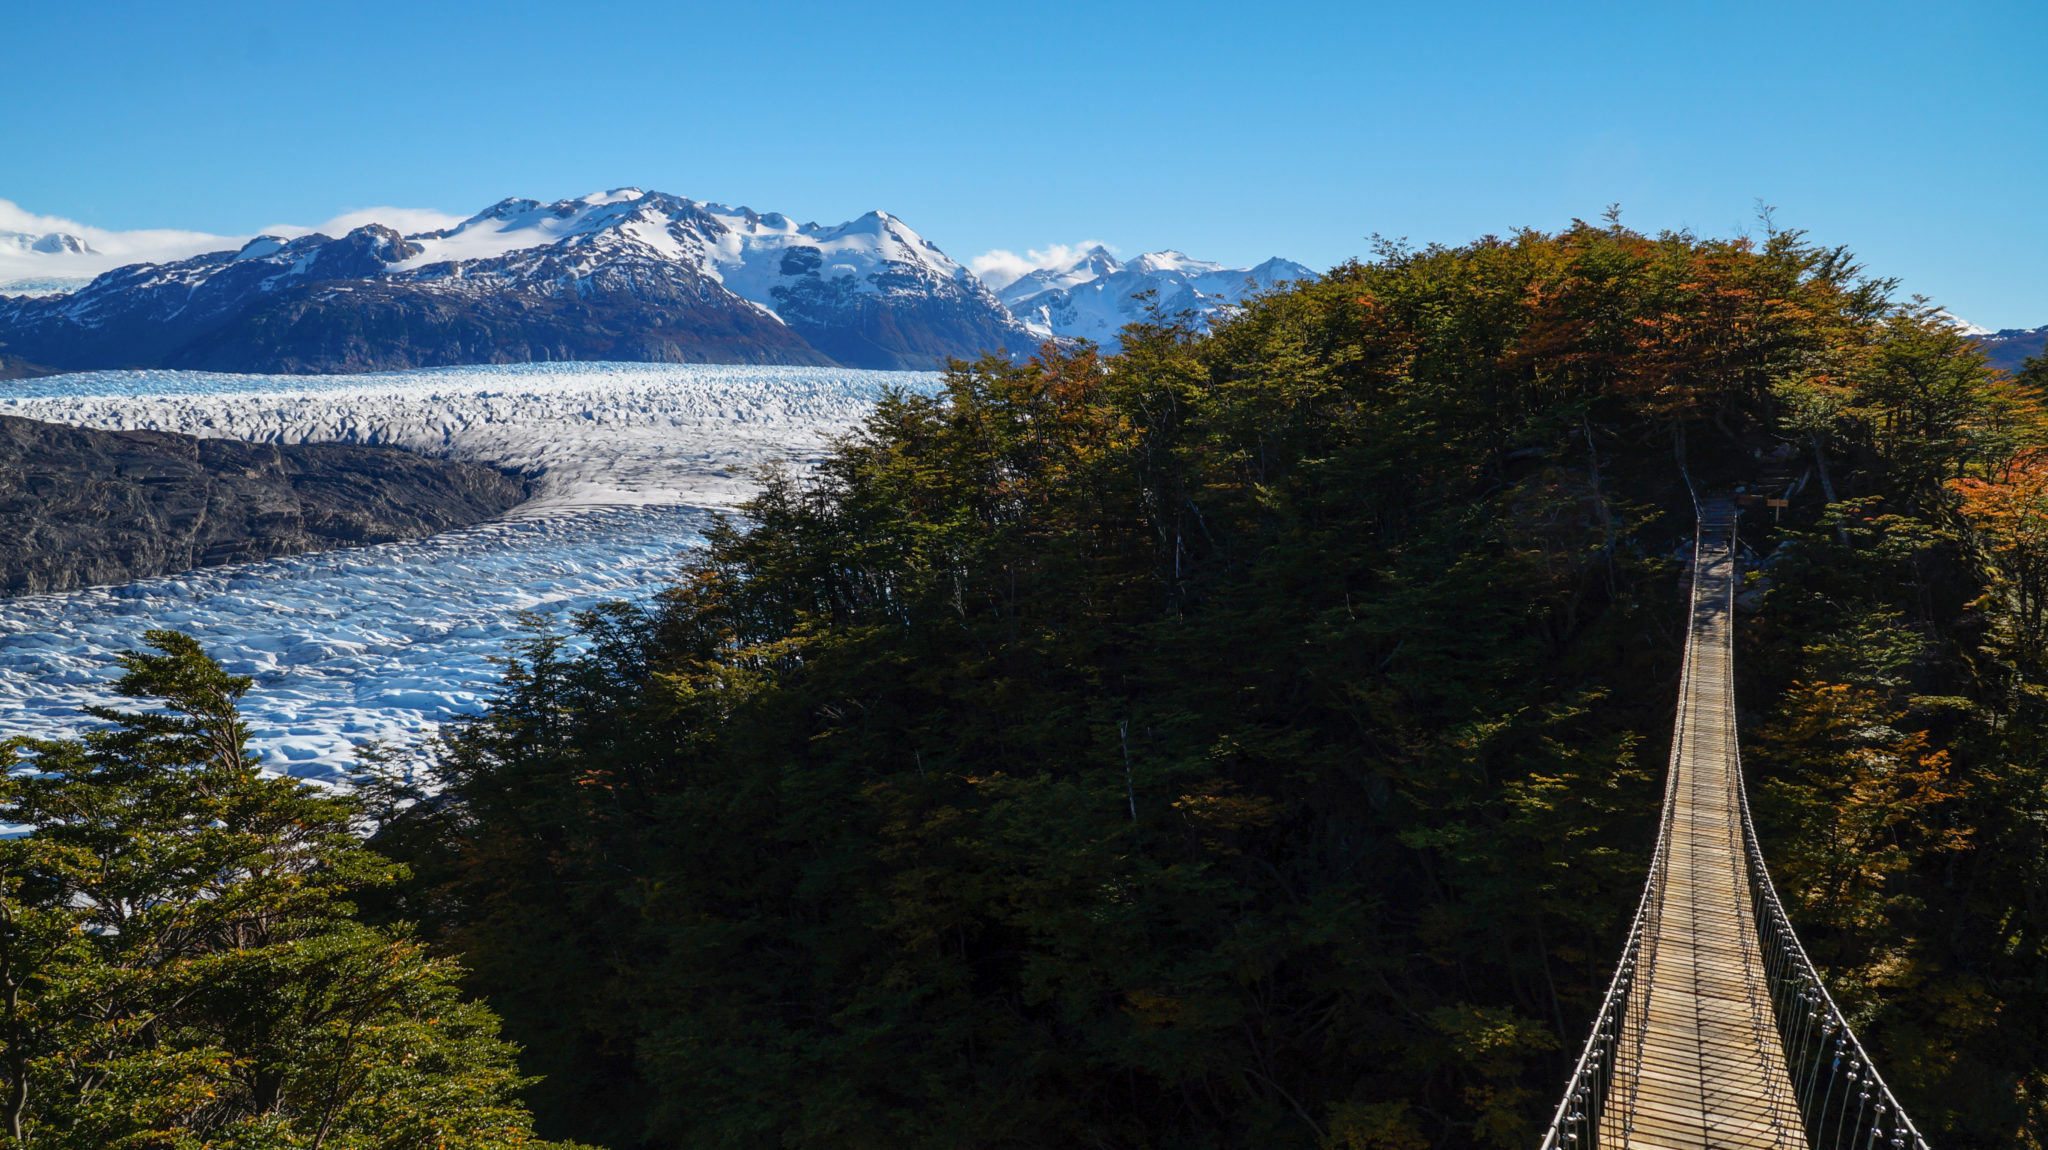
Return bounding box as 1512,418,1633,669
0,363,941,780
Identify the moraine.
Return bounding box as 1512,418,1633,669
0,362,940,780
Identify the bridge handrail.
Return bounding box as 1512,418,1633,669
1724,498,1932,1150
1537,498,1933,1150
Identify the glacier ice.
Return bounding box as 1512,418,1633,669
1,361,933,512
0,362,941,782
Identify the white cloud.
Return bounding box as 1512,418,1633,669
0,199,466,288
270,206,468,240
970,240,1115,290
0,198,245,280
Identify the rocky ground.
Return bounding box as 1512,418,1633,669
0,414,529,595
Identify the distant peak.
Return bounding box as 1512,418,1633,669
1934,310,1992,337
234,236,288,261
1129,251,1191,272
30,232,96,256
1248,256,1316,281
472,197,542,224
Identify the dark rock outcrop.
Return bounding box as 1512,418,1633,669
0,414,530,596
0,355,57,381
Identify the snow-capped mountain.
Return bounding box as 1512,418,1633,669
5,230,96,257
687,200,1028,368
1973,324,2048,375
1935,310,1992,338
0,199,260,298
1,231,99,298
0,188,1320,373
0,190,1035,373
998,246,1315,349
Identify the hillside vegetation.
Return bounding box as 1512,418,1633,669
0,634,585,1149
368,216,2048,1145
348,220,2048,1147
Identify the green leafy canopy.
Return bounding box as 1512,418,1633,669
0,630,586,1150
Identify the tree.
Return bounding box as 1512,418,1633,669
0,631,585,1150
1952,449,2048,665
369,220,2048,1148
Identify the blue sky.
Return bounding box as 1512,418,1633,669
6,0,2044,327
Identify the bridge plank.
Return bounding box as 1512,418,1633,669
1597,507,1806,1149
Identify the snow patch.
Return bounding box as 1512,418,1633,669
1934,310,1993,337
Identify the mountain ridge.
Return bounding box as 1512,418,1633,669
997,244,1315,350
0,191,1312,373
0,190,1033,373
1973,324,2048,374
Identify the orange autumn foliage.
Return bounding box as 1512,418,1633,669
1952,449,2048,658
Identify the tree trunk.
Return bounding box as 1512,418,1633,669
1810,431,1850,545
6,1052,25,1144
4,963,25,1144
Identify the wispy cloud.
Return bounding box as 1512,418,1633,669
0,199,240,275
274,206,468,240
0,200,467,284
970,241,1116,290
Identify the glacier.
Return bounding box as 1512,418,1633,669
0,362,940,782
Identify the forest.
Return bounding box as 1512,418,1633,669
7,216,2048,1149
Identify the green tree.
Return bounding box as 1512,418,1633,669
0,631,584,1150
371,219,2048,1148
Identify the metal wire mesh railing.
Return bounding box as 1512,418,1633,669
1537,500,1931,1149
1534,512,1697,1150
1532,713,1680,1150
1736,749,1931,1150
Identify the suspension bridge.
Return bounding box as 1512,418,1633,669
1539,499,1930,1150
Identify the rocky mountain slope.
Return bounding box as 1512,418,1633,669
0,190,1036,373
0,414,529,595
996,246,1314,350
0,355,56,381
1974,324,2048,374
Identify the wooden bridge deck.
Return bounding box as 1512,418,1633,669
1599,504,1805,1149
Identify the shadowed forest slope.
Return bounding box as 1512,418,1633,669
364,220,2048,1150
